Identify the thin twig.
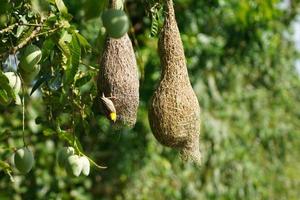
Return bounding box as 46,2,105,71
5,15,62,54
19,23,47,27
78,150,107,169
72,138,107,169
11,26,42,54
80,61,99,71
34,26,62,37
0,22,46,34
0,23,18,34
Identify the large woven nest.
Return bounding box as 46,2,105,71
97,34,139,129
148,0,201,164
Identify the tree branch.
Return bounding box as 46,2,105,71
0,23,18,34
11,26,42,54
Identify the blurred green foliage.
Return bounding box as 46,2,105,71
1,0,300,199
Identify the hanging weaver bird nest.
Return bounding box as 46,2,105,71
148,0,201,164
96,1,139,129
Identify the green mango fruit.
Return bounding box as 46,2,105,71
4,72,21,94
19,64,40,84
79,156,90,176
115,0,124,10
19,44,42,72
57,147,75,168
102,9,129,38
14,147,34,174
65,155,83,177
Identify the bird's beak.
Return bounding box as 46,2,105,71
109,112,117,122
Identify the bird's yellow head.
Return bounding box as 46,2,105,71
109,112,117,122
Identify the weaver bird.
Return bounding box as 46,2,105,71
100,93,117,122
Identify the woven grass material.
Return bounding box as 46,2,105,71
97,34,139,129
148,0,201,164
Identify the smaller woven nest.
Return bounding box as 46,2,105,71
148,0,201,164
97,34,139,129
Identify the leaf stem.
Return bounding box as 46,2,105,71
79,151,107,169
80,61,99,71
72,139,107,169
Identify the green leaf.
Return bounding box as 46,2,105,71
58,30,72,57
83,0,108,20
75,74,92,87
43,128,56,136
70,33,81,69
0,129,11,141
0,71,9,85
30,74,52,96
31,0,49,17
63,33,81,85
55,0,68,15
0,160,14,182
57,130,83,152
0,72,16,104
16,27,35,48
16,25,26,38
74,32,91,52
0,89,12,105
0,160,11,171
41,39,55,62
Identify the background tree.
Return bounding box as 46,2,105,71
0,0,300,199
